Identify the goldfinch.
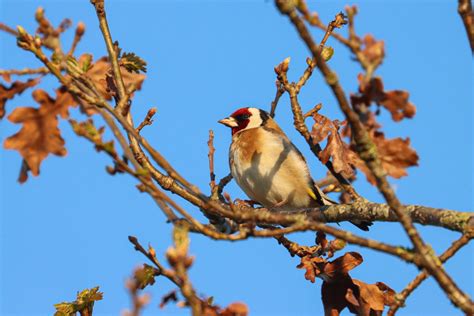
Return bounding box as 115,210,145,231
218,107,371,231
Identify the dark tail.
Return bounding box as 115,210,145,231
314,185,373,231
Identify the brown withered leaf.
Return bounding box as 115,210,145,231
352,130,419,185
75,55,146,115
0,78,41,119
374,131,419,179
319,253,394,316
316,231,347,258
4,88,74,183
345,280,396,316
84,56,145,98
354,76,416,122
360,34,384,67
321,275,356,316
311,113,357,178
220,302,249,316
297,255,326,283
321,252,363,280
316,231,328,253
381,90,416,122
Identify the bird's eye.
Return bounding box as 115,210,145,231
236,114,250,121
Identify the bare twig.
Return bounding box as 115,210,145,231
136,107,157,133
67,22,85,56
0,22,18,36
90,0,129,115
207,130,217,196
275,234,320,258
0,67,49,77
269,80,285,117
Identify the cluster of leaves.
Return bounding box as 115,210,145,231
297,233,395,315
0,8,146,183
54,286,103,316
310,25,418,185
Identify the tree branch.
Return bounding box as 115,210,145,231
286,202,473,233
274,1,473,313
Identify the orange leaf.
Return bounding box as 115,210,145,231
297,255,326,283
220,302,249,316
4,88,74,183
76,55,146,115
311,113,358,178
0,78,41,119
322,252,363,280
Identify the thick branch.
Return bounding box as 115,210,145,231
288,203,473,233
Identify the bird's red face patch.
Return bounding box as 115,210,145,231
230,108,252,135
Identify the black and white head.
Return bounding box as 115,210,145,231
218,107,270,135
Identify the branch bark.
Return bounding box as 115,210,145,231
286,203,473,233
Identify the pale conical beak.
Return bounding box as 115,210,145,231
218,117,238,128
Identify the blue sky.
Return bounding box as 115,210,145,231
1,1,472,315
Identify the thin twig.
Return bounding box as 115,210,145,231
0,22,18,36
128,236,180,286
207,130,216,196
136,107,157,133
269,80,285,117
0,67,49,77
90,0,130,115
67,22,85,56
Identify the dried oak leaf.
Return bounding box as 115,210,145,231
74,54,146,115
319,253,394,316
321,252,363,281
345,280,396,316
0,78,41,119
381,90,416,122
220,302,249,316
297,255,326,283
4,88,74,183
352,130,419,185
354,76,416,122
374,131,418,179
311,113,358,178
316,231,347,258
321,274,357,316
